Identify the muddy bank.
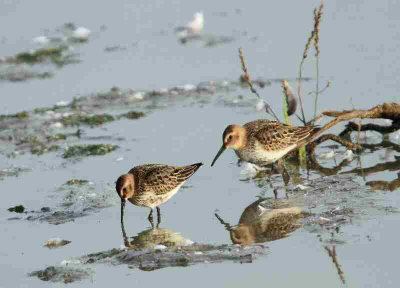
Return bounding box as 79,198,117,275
29,242,267,283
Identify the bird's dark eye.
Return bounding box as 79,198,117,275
228,135,232,140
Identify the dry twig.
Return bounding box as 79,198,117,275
238,48,280,121
324,246,345,284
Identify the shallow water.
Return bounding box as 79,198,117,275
1,0,400,287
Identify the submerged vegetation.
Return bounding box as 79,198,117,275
0,111,29,120
5,45,80,68
62,144,118,158
0,22,90,83
65,179,89,185
0,3,399,287
8,205,25,213
61,114,115,127
120,111,145,120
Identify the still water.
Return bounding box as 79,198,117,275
0,0,399,287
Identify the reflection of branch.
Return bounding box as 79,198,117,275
361,141,400,153
324,246,345,284
308,134,361,151
307,153,353,176
366,176,400,192
340,121,400,137
341,157,400,176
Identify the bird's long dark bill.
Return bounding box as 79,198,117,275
120,199,126,225
211,145,226,167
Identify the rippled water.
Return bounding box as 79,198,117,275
1,1,400,287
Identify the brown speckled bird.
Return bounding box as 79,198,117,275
116,163,202,226
211,120,317,167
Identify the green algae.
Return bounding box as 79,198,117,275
120,111,145,120
33,107,57,114
17,135,60,156
0,68,53,82
61,114,115,127
0,111,29,121
8,205,25,213
31,144,60,156
7,46,80,67
11,47,65,64
47,134,67,141
65,179,89,185
62,144,118,158
33,98,82,115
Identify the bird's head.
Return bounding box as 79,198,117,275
116,174,135,201
211,125,246,166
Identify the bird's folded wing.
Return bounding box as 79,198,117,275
143,164,201,195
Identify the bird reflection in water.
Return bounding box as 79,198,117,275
120,216,193,249
216,198,311,245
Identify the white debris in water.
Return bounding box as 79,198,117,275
240,162,258,175
232,99,239,104
295,184,309,191
318,150,335,159
154,245,167,250
181,84,196,91
183,239,194,246
72,27,91,41
255,99,265,111
194,251,203,255
132,91,145,101
45,111,58,119
44,238,70,248
176,12,204,38
55,100,70,107
60,259,81,266
88,181,95,185
33,36,50,45
383,119,392,125
319,217,331,223
50,122,64,129
390,130,400,142
116,157,124,161
159,88,169,93
363,131,376,140
342,150,354,160
62,112,73,118
87,193,96,197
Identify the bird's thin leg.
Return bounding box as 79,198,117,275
273,159,290,185
156,206,161,226
148,209,154,228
